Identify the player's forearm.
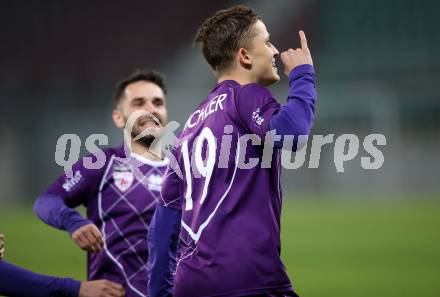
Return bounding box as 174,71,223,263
269,64,317,149
0,260,80,297
148,204,181,297
33,194,91,235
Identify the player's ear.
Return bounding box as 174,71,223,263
238,48,252,68
112,109,125,129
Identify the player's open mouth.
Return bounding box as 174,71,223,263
138,116,160,128
272,60,277,69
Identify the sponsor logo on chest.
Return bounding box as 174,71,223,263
147,173,164,192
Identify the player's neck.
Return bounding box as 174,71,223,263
218,68,256,85
129,139,163,161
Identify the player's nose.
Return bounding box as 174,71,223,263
271,43,280,57
141,101,163,124
273,45,280,57
142,100,158,113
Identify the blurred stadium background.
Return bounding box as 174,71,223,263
0,0,439,296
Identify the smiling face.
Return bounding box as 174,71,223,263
112,80,167,146
244,20,280,86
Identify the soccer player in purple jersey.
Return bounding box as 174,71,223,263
148,5,317,297
33,70,171,297
0,232,125,297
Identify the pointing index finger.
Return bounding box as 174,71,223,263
299,30,308,49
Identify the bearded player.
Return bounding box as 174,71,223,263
34,70,170,297
148,5,317,297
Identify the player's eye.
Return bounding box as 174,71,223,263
153,98,164,106
131,98,145,106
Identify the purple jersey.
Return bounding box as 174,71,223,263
161,80,294,297
45,145,168,297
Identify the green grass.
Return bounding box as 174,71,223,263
281,196,440,297
1,195,439,297
0,206,86,279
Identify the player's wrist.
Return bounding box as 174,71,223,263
62,277,82,297
288,64,315,83
67,218,93,236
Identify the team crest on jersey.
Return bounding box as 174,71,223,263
112,163,134,192
147,174,163,192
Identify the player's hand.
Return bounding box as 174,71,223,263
0,233,4,260
79,280,125,297
280,30,313,76
72,224,104,253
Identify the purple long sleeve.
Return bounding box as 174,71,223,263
33,194,91,235
269,64,317,149
148,204,181,297
0,260,80,297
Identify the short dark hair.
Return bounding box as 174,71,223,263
194,5,260,73
114,70,166,106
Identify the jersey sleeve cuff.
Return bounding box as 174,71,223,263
62,278,82,297
288,64,315,84
65,216,93,236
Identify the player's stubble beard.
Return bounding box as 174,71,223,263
127,112,166,150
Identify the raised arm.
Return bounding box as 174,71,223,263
269,31,317,149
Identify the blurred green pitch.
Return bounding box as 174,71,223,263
1,195,439,297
